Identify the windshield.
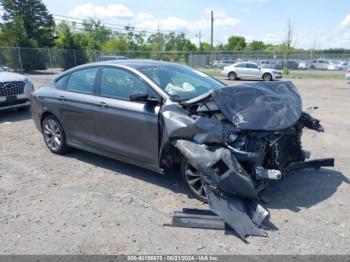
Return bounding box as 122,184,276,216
137,64,225,101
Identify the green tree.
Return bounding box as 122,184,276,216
246,40,265,51
80,19,112,50
54,22,87,69
225,36,246,51
0,0,55,47
199,42,211,52
102,36,129,53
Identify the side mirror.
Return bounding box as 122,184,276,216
129,92,161,106
129,92,148,102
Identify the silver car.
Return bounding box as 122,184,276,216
221,62,282,81
0,70,34,111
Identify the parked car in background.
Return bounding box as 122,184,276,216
97,55,128,61
258,60,276,69
338,62,348,71
221,62,282,81
309,59,330,70
298,61,310,70
346,68,350,82
328,62,339,71
213,59,235,69
0,71,34,111
0,65,14,72
274,60,299,70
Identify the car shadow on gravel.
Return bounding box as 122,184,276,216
261,168,349,212
65,149,190,197
0,110,31,123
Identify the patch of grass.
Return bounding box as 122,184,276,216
198,68,345,80
198,68,221,77
287,70,345,80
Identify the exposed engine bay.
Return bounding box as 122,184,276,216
161,81,334,242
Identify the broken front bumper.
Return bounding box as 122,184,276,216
172,139,334,242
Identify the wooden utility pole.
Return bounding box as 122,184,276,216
198,30,201,49
210,10,214,50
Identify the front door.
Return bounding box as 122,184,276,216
246,63,261,79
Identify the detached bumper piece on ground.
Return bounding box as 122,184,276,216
162,81,335,242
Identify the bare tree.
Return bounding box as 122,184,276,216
283,19,294,74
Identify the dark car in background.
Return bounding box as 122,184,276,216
212,59,235,69
97,55,128,61
274,60,299,70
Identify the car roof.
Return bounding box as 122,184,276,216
98,59,180,69
59,59,186,76
57,59,191,77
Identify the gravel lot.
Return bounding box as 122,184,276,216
0,74,349,254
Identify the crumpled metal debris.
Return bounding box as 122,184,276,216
163,81,335,242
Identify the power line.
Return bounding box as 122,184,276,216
0,7,199,38
53,13,199,38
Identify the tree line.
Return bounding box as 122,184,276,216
0,0,347,71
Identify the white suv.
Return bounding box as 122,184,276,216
0,70,34,111
221,62,283,81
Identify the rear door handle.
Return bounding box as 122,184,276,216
59,95,66,101
98,102,108,108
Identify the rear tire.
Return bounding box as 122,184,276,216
262,73,272,81
42,115,69,154
228,72,237,81
180,157,208,203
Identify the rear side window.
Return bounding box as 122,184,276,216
236,63,247,68
247,63,258,69
55,74,69,90
67,68,98,95
100,67,150,101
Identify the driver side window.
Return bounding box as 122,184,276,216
100,67,151,101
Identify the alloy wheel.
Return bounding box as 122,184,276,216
43,119,62,151
184,162,208,202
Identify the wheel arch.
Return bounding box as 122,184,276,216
262,72,272,80
228,71,237,77
40,111,60,129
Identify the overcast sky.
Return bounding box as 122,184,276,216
42,0,350,49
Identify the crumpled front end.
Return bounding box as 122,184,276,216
163,81,334,242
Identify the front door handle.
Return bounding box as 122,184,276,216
98,102,108,108
59,95,66,101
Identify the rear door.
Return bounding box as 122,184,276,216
94,66,160,165
57,67,100,148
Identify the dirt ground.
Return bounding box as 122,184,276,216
0,74,349,255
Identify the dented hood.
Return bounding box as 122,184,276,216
211,81,302,130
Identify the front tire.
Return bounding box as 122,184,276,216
262,73,272,81
42,115,69,154
181,157,208,203
228,72,237,81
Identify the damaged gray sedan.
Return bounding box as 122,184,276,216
31,60,334,241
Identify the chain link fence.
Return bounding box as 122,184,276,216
1,46,350,73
